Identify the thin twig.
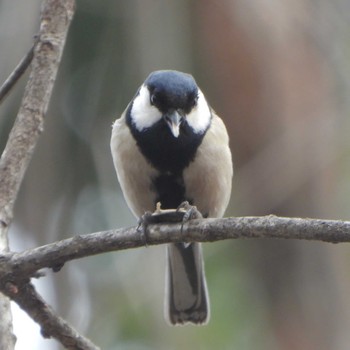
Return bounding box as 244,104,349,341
0,37,38,105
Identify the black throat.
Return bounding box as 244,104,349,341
126,105,208,208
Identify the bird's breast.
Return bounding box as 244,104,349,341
129,116,205,175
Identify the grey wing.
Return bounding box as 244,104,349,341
183,112,233,218
110,113,159,218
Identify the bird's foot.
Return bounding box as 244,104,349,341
137,211,154,246
177,201,203,221
176,201,203,245
137,202,185,245
138,202,202,246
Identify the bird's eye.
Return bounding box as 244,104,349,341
193,94,199,106
150,94,157,106
189,93,199,109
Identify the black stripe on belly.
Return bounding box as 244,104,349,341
152,173,192,209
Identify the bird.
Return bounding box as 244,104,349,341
110,70,233,325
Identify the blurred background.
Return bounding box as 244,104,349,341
1,0,350,349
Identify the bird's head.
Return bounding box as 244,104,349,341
129,70,211,138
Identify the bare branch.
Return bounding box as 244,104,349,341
0,0,75,229
0,0,75,349
3,282,99,350
0,232,15,350
0,294,16,349
0,38,37,105
1,215,349,283
0,214,348,348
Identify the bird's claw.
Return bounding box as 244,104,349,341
137,211,153,246
177,201,203,243
138,202,203,246
177,201,203,221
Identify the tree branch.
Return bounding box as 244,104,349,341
0,215,349,284
0,1,75,349
3,281,99,350
0,292,15,350
0,214,348,349
0,0,75,229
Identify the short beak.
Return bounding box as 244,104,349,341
164,110,183,138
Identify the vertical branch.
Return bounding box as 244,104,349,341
0,0,75,228
0,285,16,350
0,0,75,349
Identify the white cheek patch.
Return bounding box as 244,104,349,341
186,89,212,134
131,85,162,131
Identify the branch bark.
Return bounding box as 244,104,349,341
0,215,349,283
0,0,75,349
4,282,99,350
0,0,75,229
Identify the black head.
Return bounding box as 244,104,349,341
145,70,199,114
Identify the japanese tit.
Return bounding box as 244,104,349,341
111,70,233,325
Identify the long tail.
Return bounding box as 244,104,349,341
165,242,210,325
